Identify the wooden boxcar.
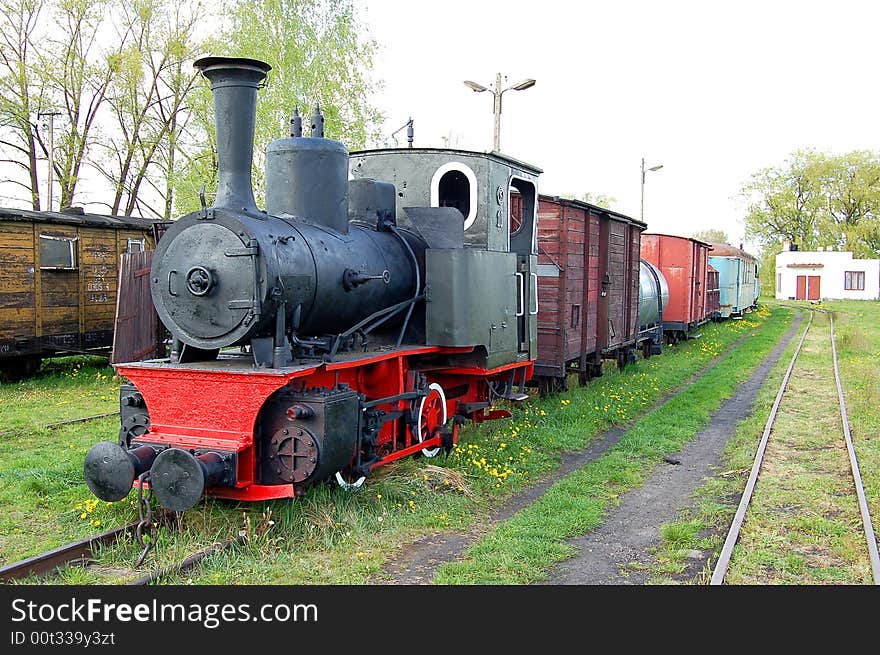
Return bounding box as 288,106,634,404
706,264,720,319
535,196,645,392
707,243,759,317
0,207,162,379
640,234,712,341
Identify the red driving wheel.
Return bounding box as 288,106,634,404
414,382,446,458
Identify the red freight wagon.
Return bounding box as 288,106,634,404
706,264,720,319
534,196,645,393
640,234,712,341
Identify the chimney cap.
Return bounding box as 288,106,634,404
194,56,272,76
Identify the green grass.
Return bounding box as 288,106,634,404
432,305,793,584
647,300,880,585
0,355,119,433
0,307,789,584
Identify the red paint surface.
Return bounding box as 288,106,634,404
640,234,712,326
116,348,532,502
808,275,821,300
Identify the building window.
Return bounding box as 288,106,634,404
39,234,77,270
127,238,145,253
844,271,865,291
777,273,781,290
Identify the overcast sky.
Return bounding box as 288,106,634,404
359,0,880,250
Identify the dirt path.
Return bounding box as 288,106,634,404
544,312,803,584
381,322,787,584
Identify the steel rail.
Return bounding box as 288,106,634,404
830,314,880,584
128,536,244,586
0,521,141,582
710,311,813,585
0,412,116,437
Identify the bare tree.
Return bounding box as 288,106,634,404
0,0,47,209
35,0,133,210
94,0,205,217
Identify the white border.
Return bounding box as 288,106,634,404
430,161,478,230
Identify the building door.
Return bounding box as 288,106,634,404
796,275,807,300
808,275,821,300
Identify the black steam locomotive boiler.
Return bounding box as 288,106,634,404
84,56,543,511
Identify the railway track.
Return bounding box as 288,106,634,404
0,411,116,437
710,311,880,585
0,515,241,585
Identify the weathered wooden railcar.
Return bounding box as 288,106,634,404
707,243,759,317
0,207,163,379
706,264,721,319
640,233,712,341
534,196,645,392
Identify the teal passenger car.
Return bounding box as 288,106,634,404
708,243,759,317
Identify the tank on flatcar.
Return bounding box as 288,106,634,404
532,196,645,393
637,259,669,356
708,243,759,317
0,208,164,380
640,233,712,341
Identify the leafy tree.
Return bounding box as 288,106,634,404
816,150,880,256
743,148,880,281
557,191,617,210
172,0,383,214
692,228,729,244
581,192,616,210
741,149,826,251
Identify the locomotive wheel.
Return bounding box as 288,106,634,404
413,382,447,458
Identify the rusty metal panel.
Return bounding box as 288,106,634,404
112,250,161,363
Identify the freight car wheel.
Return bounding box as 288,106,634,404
1,356,41,382
413,382,447,458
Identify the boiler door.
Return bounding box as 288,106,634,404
154,222,258,344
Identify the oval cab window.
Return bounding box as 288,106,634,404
430,162,478,230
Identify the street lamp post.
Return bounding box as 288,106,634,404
38,110,60,212
640,157,663,223
463,73,535,152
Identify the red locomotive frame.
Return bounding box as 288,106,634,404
118,349,530,501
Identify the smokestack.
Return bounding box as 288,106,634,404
194,56,271,214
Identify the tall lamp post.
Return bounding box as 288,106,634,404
463,73,535,152
640,157,663,222
38,109,60,212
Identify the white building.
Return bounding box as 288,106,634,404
776,247,880,300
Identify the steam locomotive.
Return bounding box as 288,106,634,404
84,56,542,511
83,57,758,513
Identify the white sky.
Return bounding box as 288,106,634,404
359,0,880,250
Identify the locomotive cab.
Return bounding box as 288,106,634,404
349,148,541,369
